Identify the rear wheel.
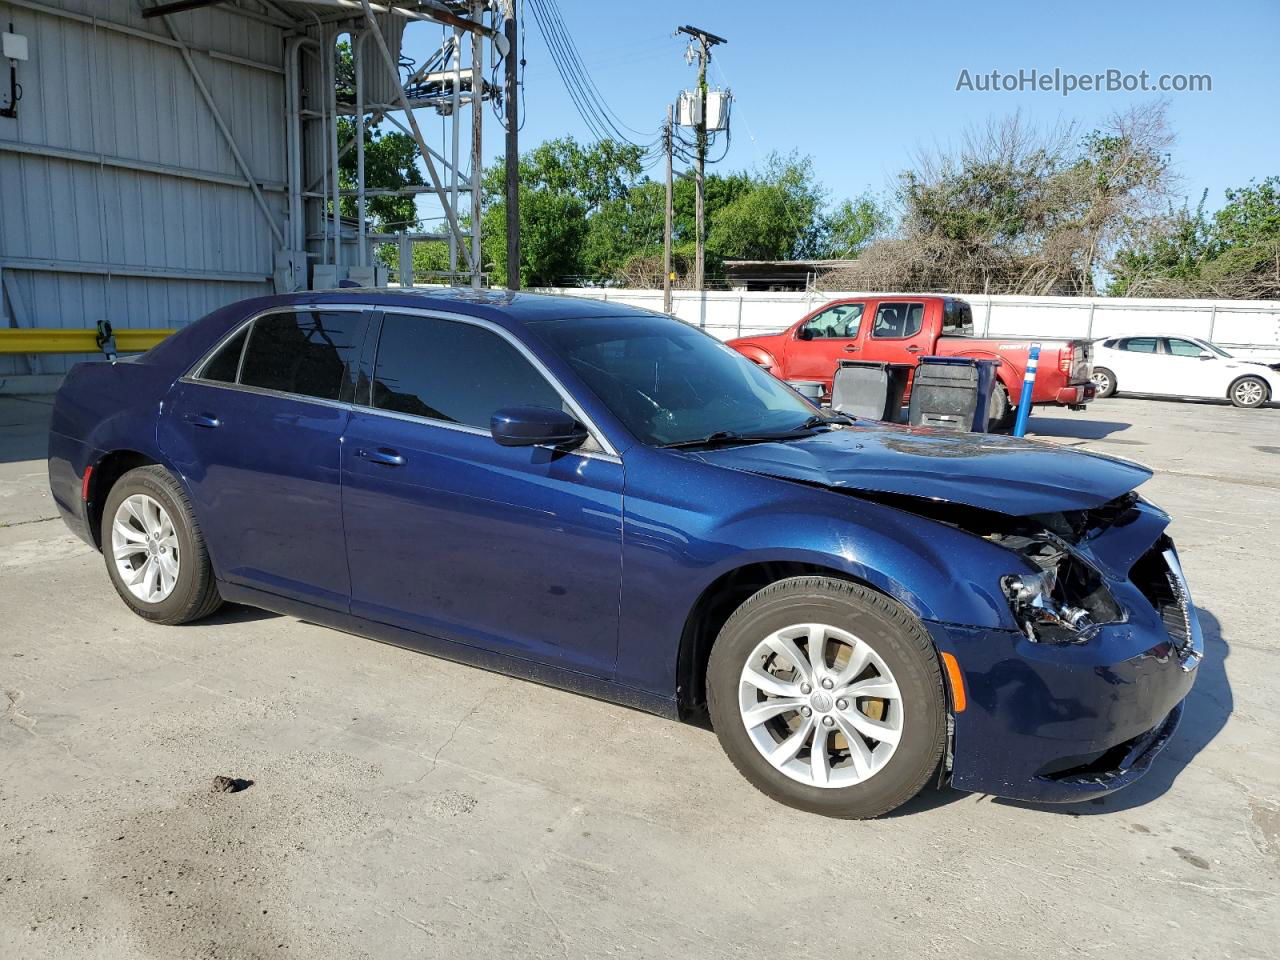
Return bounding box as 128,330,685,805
1230,375,1268,409
101,465,223,625
1092,366,1117,399
988,383,1015,432
706,577,945,818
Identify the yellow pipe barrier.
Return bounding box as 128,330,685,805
0,328,175,354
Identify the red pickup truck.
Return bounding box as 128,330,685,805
726,295,1095,427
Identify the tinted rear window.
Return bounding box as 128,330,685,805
239,311,363,401
943,299,973,334
370,313,563,428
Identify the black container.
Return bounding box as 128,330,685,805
907,357,998,432
831,361,912,422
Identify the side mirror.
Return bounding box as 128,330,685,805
491,406,588,449
1198,351,1215,361
796,326,814,341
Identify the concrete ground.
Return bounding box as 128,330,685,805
1,393,1277,959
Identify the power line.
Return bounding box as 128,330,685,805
526,0,662,159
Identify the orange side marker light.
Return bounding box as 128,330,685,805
940,652,967,713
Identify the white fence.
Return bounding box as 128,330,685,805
543,289,1280,359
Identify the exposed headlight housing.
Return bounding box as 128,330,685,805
1000,546,1121,643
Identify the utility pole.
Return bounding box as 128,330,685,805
504,7,520,290
677,25,725,292
663,104,673,314
470,0,484,287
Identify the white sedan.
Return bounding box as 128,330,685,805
1091,335,1280,409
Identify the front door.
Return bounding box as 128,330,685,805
783,301,867,385
159,307,369,611
1164,337,1221,398
340,311,623,678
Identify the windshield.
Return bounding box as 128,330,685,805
1201,339,1233,357
532,313,821,446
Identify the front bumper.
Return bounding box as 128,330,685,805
927,547,1202,803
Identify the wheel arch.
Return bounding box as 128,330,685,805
86,449,162,549
1228,372,1272,403
675,560,944,722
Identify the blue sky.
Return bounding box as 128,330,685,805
402,0,1280,216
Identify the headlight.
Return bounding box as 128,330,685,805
1001,552,1117,643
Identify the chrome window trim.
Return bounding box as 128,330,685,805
186,303,371,383
178,302,622,463
367,306,621,459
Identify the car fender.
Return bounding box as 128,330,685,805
615,447,1026,697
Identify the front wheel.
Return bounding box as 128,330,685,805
101,465,223,625
706,577,945,818
1230,375,1269,409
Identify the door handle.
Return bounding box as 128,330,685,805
184,413,221,429
357,447,405,466
843,344,859,352
906,345,920,354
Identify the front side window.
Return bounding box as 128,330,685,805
238,311,362,401
1167,338,1220,357
1122,337,1159,354
371,314,564,429
800,303,864,339
871,302,924,339
533,314,818,447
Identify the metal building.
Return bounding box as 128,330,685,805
0,0,504,383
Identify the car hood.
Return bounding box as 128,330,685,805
692,423,1152,516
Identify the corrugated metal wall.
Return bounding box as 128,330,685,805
0,0,287,376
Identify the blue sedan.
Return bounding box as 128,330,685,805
47,289,1201,817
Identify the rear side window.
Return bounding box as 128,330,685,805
871,302,924,339
239,311,363,401
201,328,247,383
942,299,973,334
370,314,563,428
1121,337,1158,354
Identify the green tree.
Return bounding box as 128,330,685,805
1110,177,1280,298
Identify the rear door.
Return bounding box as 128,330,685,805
862,300,932,366
159,306,370,611
1111,337,1165,394
340,310,623,678
782,301,867,384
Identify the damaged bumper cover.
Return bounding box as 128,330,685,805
927,502,1203,803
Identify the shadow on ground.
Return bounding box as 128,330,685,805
1027,416,1132,441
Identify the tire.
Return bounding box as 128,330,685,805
100,465,223,625
988,383,1015,432
1229,375,1269,409
1092,366,1117,399
706,576,945,818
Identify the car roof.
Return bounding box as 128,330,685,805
240,287,664,326
1102,333,1206,341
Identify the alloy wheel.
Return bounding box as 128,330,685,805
1233,379,1265,407
737,623,904,789
111,494,180,603
1092,370,1112,392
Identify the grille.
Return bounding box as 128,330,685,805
1130,538,1191,649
